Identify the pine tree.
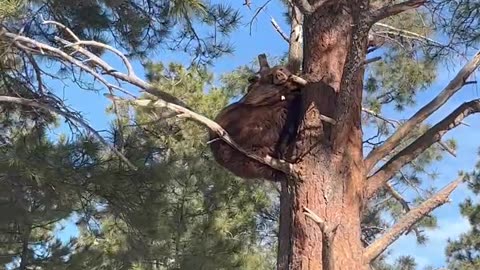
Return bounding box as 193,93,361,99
1,0,480,269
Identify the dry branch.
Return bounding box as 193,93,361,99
368,0,427,23
366,99,480,198
385,182,411,212
363,175,464,262
365,50,480,173
0,96,137,170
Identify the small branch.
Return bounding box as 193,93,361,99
365,49,480,173
372,23,444,47
385,182,411,212
363,175,464,262
303,206,327,231
303,206,339,270
365,56,382,65
437,140,456,157
362,107,401,128
368,0,426,24
0,96,137,170
270,17,289,42
366,99,480,198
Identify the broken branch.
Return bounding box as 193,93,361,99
365,50,480,173
364,175,464,262
366,99,480,198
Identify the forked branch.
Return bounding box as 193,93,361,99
363,175,464,262
366,99,480,198
365,50,480,173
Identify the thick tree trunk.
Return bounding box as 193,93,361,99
278,4,367,270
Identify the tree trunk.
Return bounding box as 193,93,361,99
278,4,367,270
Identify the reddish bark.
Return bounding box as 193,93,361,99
277,3,367,270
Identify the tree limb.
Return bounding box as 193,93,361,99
270,17,290,43
0,96,138,170
372,22,444,47
368,0,427,24
0,24,298,177
363,175,464,262
129,98,296,176
365,50,480,173
385,182,410,212
366,99,480,198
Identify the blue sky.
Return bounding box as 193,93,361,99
45,1,480,269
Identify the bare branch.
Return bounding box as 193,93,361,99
365,50,480,173
365,56,382,65
303,206,339,270
364,175,464,262
366,99,480,198
385,182,411,212
0,96,137,170
270,17,289,42
437,140,457,157
362,107,401,128
368,0,426,24
303,206,327,231
372,23,444,47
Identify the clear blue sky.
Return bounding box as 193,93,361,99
48,1,480,269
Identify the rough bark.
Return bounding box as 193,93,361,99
278,2,367,269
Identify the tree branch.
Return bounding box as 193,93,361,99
363,175,464,262
0,96,138,170
129,98,296,176
368,0,427,24
366,99,480,198
385,182,411,212
0,24,298,177
372,22,444,47
270,17,290,43
365,50,480,173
